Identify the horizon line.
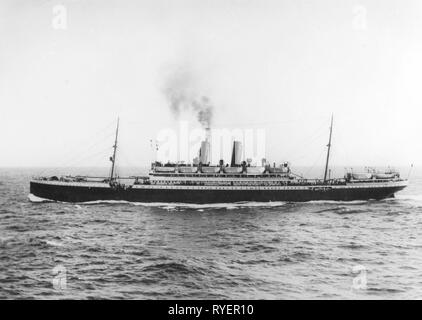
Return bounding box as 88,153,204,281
0,164,417,169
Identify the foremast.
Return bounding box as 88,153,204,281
323,115,333,183
109,117,120,183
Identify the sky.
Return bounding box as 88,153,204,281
1,0,421,169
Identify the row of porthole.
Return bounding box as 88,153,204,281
45,181,391,190
144,186,309,190
137,184,392,190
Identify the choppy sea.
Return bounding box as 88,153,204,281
0,167,421,299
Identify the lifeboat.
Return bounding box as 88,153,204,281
201,167,221,174
178,167,197,174
224,167,243,174
351,173,372,180
155,167,176,173
268,167,284,173
246,167,266,174
374,173,398,179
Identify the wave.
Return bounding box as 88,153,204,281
28,194,54,203
140,262,207,277
394,194,422,203
31,193,417,209
28,194,290,209
80,200,288,210
44,240,64,247
27,194,382,210
306,200,370,205
315,206,367,214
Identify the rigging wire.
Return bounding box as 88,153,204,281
37,116,335,179
301,148,326,179
61,145,113,169
38,120,117,176
282,121,329,163
59,132,114,166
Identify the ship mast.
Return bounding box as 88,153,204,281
109,117,120,183
323,115,333,183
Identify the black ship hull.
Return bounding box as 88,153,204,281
30,180,406,203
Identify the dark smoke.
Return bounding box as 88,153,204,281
162,67,214,128
192,96,213,128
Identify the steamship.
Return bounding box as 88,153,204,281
30,117,408,203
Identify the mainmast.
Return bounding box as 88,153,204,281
323,115,333,183
109,117,120,182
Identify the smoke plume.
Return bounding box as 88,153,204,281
162,66,214,128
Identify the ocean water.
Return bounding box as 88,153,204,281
0,167,422,299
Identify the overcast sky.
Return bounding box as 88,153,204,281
1,0,421,169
